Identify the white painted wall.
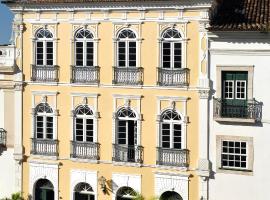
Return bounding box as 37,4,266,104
209,34,270,200
0,148,16,198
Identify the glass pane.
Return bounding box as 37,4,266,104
118,42,126,67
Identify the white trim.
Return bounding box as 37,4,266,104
112,94,142,99
157,96,188,101
31,91,58,96
154,172,189,200
70,169,98,200
71,92,99,98
112,173,141,200
29,162,59,200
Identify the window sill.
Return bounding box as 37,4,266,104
70,157,99,164
112,161,142,168
0,65,15,73
214,117,257,124
30,154,58,161
155,165,188,171
217,167,253,176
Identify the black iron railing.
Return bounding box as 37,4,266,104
157,68,189,86
0,128,6,147
156,147,189,167
31,65,59,82
112,144,144,163
213,98,262,122
70,65,100,84
31,138,58,156
70,141,100,160
113,66,143,85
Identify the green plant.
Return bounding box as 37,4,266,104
11,193,23,200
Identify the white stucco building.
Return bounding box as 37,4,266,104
208,1,270,199
0,43,23,198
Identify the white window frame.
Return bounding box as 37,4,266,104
223,80,234,99
35,29,54,66
235,80,247,100
160,109,183,149
116,107,138,146
221,140,248,170
116,29,138,68
35,103,55,140
74,29,95,67
74,105,95,142
216,135,253,175
161,28,184,69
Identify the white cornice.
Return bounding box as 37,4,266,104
8,1,212,12
209,48,270,56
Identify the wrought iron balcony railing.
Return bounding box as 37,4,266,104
70,141,100,160
0,128,6,147
157,68,190,87
156,147,189,167
213,98,262,122
112,144,144,163
31,65,59,82
70,65,100,84
112,66,143,85
31,138,58,157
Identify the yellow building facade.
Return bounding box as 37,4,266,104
6,1,211,199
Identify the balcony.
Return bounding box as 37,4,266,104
112,66,143,85
70,141,100,160
31,65,59,82
213,98,262,123
31,138,58,157
70,66,100,84
0,128,6,147
157,68,189,87
0,45,15,73
156,147,189,168
112,144,144,164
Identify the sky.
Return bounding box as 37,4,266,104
0,1,14,45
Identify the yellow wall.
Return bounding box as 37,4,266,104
19,8,203,200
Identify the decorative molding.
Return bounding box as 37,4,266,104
70,169,98,200
198,90,209,99
112,173,141,195
154,172,189,200
29,162,59,200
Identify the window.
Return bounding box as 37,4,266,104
161,28,182,69
34,179,54,200
75,29,94,67
217,135,253,174
160,109,182,149
116,186,137,200
35,28,54,66
116,107,137,145
74,182,94,200
35,103,54,139
117,29,137,68
74,105,94,142
221,140,247,169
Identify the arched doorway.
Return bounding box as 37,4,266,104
34,179,54,200
160,191,182,200
74,182,95,200
116,186,137,200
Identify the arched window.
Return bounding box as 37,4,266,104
161,28,182,69
117,29,137,68
116,107,137,146
116,186,137,200
34,179,54,200
74,105,94,142
75,29,94,67
74,182,95,200
160,191,182,200
160,109,182,149
35,28,54,66
35,103,54,139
